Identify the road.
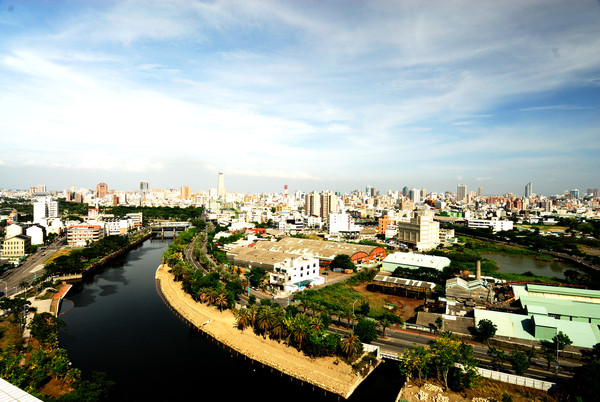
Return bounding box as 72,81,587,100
0,237,64,296
183,229,579,384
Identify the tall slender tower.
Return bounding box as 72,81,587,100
217,173,226,198
525,182,532,198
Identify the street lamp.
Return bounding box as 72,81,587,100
0,280,8,297
352,299,358,330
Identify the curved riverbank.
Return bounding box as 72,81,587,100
155,263,365,400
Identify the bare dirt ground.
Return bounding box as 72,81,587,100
399,378,556,402
351,283,424,323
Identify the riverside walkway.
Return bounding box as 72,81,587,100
155,263,373,400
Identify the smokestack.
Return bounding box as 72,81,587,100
476,260,481,280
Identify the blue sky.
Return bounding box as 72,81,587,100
0,0,598,197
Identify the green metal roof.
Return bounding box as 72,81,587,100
474,309,600,348
520,295,600,320
526,284,600,299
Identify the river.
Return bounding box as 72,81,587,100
58,238,402,401
483,252,576,279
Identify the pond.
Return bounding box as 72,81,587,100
483,252,577,279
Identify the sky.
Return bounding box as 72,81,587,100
0,0,598,197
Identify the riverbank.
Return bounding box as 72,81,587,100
155,263,366,399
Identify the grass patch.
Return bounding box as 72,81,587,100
0,319,23,349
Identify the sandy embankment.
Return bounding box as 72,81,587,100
155,264,364,399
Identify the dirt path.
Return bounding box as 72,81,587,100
155,264,366,399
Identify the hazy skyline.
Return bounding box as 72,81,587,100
0,1,598,196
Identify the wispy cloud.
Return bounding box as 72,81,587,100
0,0,598,194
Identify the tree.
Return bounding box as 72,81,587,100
430,333,463,389
510,350,530,376
435,316,444,333
357,301,370,317
378,318,391,338
553,331,572,353
399,345,430,386
355,318,378,344
477,319,497,344
28,312,67,348
330,254,356,272
340,333,362,361
487,346,507,371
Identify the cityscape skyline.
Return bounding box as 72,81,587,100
0,1,599,195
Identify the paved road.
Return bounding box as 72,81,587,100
0,237,64,296
183,229,578,384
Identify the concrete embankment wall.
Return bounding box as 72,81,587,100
154,263,366,400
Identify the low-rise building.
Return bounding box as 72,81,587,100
1,234,31,259
269,255,324,293
466,218,513,232
381,252,451,272
250,236,387,268
445,277,493,301
67,224,104,247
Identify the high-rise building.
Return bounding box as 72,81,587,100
217,173,226,198
457,184,467,202
402,186,409,197
525,182,532,198
320,191,338,222
304,191,320,216
477,186,483,197
181,186,192,199
409,188,420,204
140,181,149,198
96,182,108,199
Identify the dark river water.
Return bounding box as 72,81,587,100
58,239,402,401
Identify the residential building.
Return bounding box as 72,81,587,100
466,218,513,232
25,224,45,246
269,255,324,293
1,235,31,259
67,224,104,247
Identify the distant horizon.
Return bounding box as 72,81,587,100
1,1,598,196
1,175,593,199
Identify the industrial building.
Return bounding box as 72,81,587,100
380,251,451,272
249,237,386,268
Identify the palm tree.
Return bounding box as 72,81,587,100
285,316,308,350
198,289,209,304
19,281,29,292
378,318,392,338
340,333,361,361
216,292,228,311
256,305,274,336
235,308,251,331
271,315,287,342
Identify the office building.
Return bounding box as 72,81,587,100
525,182,532,198
96,182,108,199
457,184,467,202
140,182,149,199
217,173,226,198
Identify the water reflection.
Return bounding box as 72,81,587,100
484,253,575,278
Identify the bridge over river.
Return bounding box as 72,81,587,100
149,222,191,238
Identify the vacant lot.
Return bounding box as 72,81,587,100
352,283,424,323
399,378,557,402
